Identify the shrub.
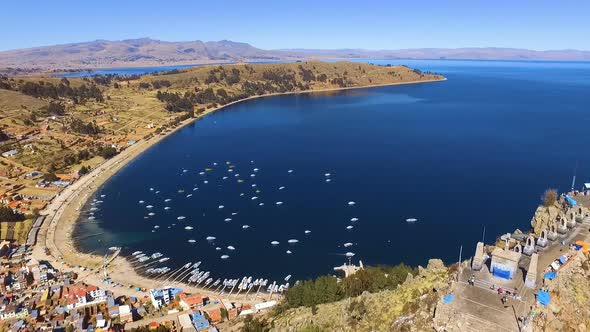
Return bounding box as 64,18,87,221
542,189,558,207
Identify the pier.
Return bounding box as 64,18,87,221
334,261,364,277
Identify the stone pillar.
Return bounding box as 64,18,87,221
523,235,535,256
472,242,484,271
537,229,548,247
525,253,538,289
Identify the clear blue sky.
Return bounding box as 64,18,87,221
2,0,588,51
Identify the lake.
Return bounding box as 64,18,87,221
74,59,590,283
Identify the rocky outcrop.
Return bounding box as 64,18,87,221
534,252,590,331
530,203,561,235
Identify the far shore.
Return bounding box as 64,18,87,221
31,76,445,301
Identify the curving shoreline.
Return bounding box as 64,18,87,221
32,77,445,300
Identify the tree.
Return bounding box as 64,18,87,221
0,205,25,222
78,165,90,176
43,172,59,182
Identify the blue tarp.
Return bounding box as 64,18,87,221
537,290,551,306
566,195,578,206
493,267,512,279
443,293,454,303
544,271,557,280
559,256,567,264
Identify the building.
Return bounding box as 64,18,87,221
178,313,197,332
180,294,203,310
149,287,182,309
490,247,521,279
119,305,132,323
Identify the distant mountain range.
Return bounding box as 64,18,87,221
0,38,589,70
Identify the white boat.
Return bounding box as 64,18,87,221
251,196,258,200
325,179,331,182
188,239,196,243
218,205,224,209
253,168,259,172
155,191,160,194
286,250,292,254
304,230,311,234
108,247,119,251
199,172,205,175
346,225,354,230
204,180,208,184
224,218,232,222
193,187,198,191
288,170,294,173
288,239,299,244
276,201,283,205
344,243,353,247
251,184,257,187
88,216,95,220
206,236,216,241
146,205,153,209
250,174,256,177
100,194,106,198
351,217,359,222
164,199,172,202
184,226,193,230
159,257,169,263
271,241,280,245
151,252,163,259
216,247,221,251
132,251,142,256
232,212,238,216
406,218,417,223
138,200,145,204
223,176,228,180
346,252,355,257
279,186,285,190
227,246,235,250
324,173,331,177
186,194,193,198
164,207,171,210
154,225,160,229
259,203,265,206
177,216,186,220
285,275,292,281
348,201,356,206
242,225,250,229
149,188,154,191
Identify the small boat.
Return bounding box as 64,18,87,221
250,174,256,177
108,247,119,251
177,216,186,220
251,184,257,187
325,179,331,182
183,169,188,173
288,239,299,244
286,250,292,254
204,180,209,184
232,212,238,216
227,246,235,250
406,218,417,223
276,201,283,205
325,173,331,177
351,217,359,222
346,225,354,230
251,196,258,200
188,239,196,243
223,176,228,180
216,247,222,251
259,203,265,206
148,212,155,216
348,201,356,206
164,207,171,210
285,275,292,281
242,225,250,229
193,187,198,191
221,255,229,259
100,194,106,198
155,191,160,194
164,199,172,202
224,218,232,222
279,186,285,190
186,194,192,198
343,243,353,247
206,236,216,241
146,205,153,209
184,226,193,230
138,200,145,204
159,257,169,263
199,172,205,175
304,230,311,234
132,251,142,255
88,216,95,220
218,205,224,209
271,241,280,245
288,170,294,173
149,188,154,191
154,225,160,229
346,252,355,257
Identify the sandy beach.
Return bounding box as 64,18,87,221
31,77,444,302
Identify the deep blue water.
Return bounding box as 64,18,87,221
75,59,590,283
